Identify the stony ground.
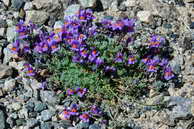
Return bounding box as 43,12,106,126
0,0,194,129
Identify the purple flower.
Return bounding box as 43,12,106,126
164,67,174,80
88,55,96,62
91,49,99,57
52,33,62,43
76,88,87,97
70,40,80,51
95,57,104,66
141,57,151,64
88,49,99,62
18,31,28,39
101,19,112,29
111,20,124,30
78,10,87,22
79,112,90,122
159,59,168,67
16,20,25,32
115,52,123,63
50,42,60,53
26,67,36,76
105,66,116,72
88,26,97,36
59,109,71,120
85,9,96,20
148,35,165,48
78,9,95,21
34,44,43,53
147,58,160,66
77,34,87,41
10,40,20,53
147,65,157,72
72,55,84,63
22,43,31,53
80,48,88,58
41,43,49,52
67,88,76,96
70,20,80,29
23,63,30,69
69,104,79,116
90,105,102,116
128,55,137,64
122,18,135,32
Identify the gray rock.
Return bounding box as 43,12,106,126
22,78,33,92
9,112,18,119
146,94,164,105
40,90,58,105
40,122,53,129
176,83,194,97
0,28,6,37
18,108,28,119
78,0,96,8
54,120,72,128
24,2,33,11
3,0,10,7
16,118,26,126
11,102,22,111
3,45,18,64
164,96,192,119
41,110,54,122
184,0,194,2
118,2,127,11
0,110,5,129
137,11,153,23
100,0,114,10
64,4,80,18
139,0,162,16
34,102,47,112
153,110,175,126
191,99,194,116
3,79,16,92
0,19,7,28
6,117,15,128
28,112,37,118
169,56,182,74
123,0,136,7
11,0,25,10
89,124,101,129
25,101,35,112
26,118,39,128
127,120,140,129
68,127,77,129
76,122,89,129
25,10,49,24
32,0,63,26
0,65,13,79
6,26,16,42
0,88,4,97
30,79,42,91
32,0,62,11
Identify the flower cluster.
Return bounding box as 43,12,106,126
59,104,102,122
23,63,36,77
66,88,88,97
140,35,175,80
59,88,103,123
101,18,135,33
10,8,175,94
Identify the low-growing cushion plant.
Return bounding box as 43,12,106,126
10,9,176,100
